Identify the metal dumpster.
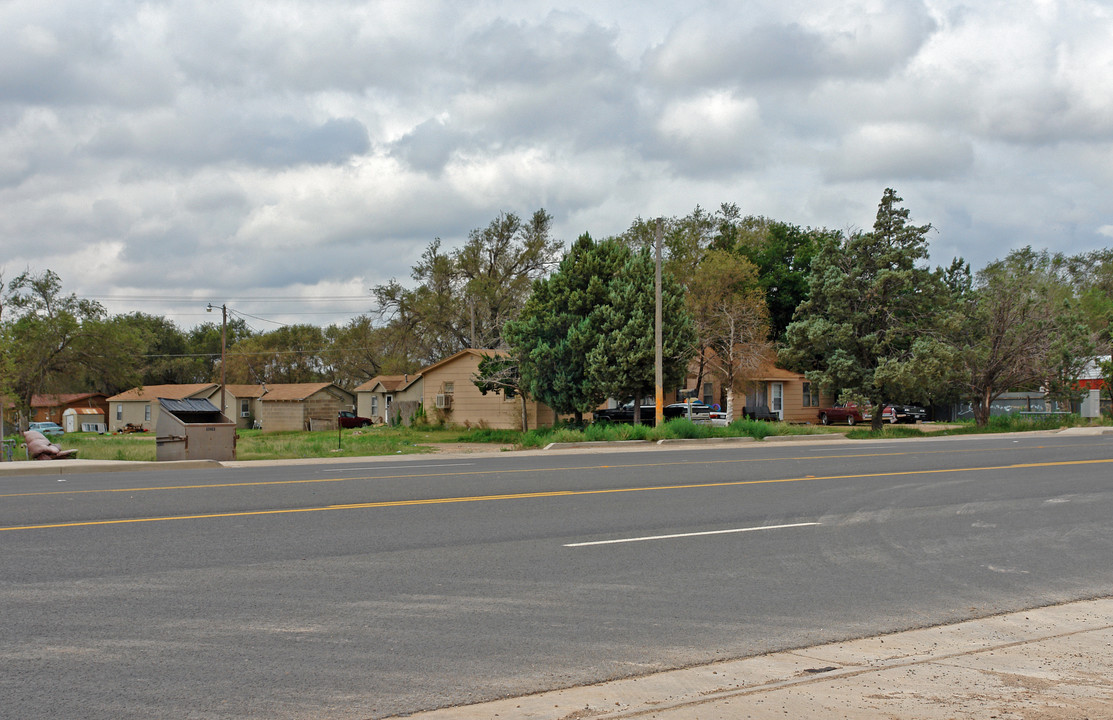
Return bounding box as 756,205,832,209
155,397,236,461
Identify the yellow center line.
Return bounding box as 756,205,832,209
0,442,1099,499
3,457,1111,532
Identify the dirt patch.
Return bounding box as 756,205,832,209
422,442,518,454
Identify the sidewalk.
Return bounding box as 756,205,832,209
396,597,1113,720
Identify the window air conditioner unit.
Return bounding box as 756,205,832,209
435,393,452,409
241,411,251,418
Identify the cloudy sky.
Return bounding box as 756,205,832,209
3,0,1112,331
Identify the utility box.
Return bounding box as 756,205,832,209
156,397,236,461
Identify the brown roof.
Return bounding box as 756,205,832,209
419,348,506,376
107,384,219,402
749,364,807,381
354,374,422,393
221,384,267,398
31,393,106,407
257,383,351,402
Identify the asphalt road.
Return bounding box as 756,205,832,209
2,434,1112,719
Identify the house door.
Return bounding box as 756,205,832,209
771,382,784,420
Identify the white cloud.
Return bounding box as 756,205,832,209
824,123,974,182
0,0,1111,329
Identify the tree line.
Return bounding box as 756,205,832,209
3,190,1111,428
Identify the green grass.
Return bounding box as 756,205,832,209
13,412,1103,462
844,413,1109,439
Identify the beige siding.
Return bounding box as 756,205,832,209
257,389,350,432
358,382,424,424
424,352,556,430
258,402,305,432
110,401,158,432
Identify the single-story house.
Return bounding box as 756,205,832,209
255,383,355,432
737,365,835,423
354,374,424,425
675,359,835,423
106,384,219,432
421,349,558,430
211,384,269,429
30,393,110,425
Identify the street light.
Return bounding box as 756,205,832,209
207,303,227,418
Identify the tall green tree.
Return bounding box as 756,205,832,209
324,315,421,388
1063,248,1113,357
114,312,198,385
585,246,697,424
504,234,630,422
732,218,833,342
373,209,562,363
224,324,332,384
686,249,771,420
3,269,144,412
186,316,254,383
780,189,956,430
955,248,1096,424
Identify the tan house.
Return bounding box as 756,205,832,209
737,365,834,423
106,384,219,432
354,374,424,425
255,383,355,432
210,384,269,429
421,349,558,430
679,360,835,423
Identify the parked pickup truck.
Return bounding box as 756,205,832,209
338,410,372,428
593,401,726,425
818,402,926,425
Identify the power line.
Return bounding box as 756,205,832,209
86,294,372,302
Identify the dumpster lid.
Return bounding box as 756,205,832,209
159,397,221,414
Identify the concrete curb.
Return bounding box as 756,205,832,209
656,436,756,445
762,433,849,442
394,596,1113,720
543,440,651,450
0,459,223,477
1056,426,1113,436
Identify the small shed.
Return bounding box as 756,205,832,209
62,407,106,433
155,397,236,462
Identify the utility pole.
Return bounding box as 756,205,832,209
208,303,227,418
655,220,664,427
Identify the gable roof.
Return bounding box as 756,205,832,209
419,348,507,376
353,374,422,393
749,364,808,381
257,382,353,402
221,384,268,398
31,393,107,407
108,384,219,402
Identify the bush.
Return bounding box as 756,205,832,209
728,418,773,439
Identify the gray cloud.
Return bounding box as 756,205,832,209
1,0,1111,330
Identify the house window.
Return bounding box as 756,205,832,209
702,382,713,405
371,397,378,418
803,382,820,407
444,382,454,394
240,399,250,418
116,404,123,421
145,404,151,422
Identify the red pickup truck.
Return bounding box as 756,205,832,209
817,402,894,426
338,410,372,428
